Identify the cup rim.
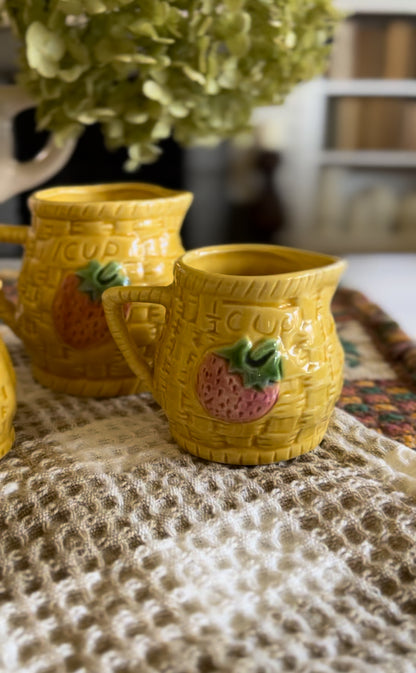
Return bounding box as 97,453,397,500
177,243,346,281
28,182,193,222
29,182,192,206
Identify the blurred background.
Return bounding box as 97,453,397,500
0,0,415,332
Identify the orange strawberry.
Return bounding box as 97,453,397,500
53,260,130,349
196,337,283,422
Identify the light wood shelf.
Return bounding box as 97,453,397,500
325,79,416,97
320,150,416,169
335,0,416,15
280,231,416,255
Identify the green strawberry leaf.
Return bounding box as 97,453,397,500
216,336,283,391
217,337,251,370
76,260,130,301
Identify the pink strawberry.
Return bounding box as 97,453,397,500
53,260,130,349
196,337,283,422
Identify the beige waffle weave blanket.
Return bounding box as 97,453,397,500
0,326,416,673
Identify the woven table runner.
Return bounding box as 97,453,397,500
0,281,415,673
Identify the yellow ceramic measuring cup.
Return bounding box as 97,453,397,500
0,183,192,397
103,244,347,465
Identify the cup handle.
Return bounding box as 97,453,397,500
103,284,173,394
0,224,29,333
0,224,29,246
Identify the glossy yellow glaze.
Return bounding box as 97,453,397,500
0,183,192,397
0,289,16,458
103,244,347,465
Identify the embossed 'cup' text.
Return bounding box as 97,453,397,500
51,239,121,264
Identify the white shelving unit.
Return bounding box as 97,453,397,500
279,0,416,254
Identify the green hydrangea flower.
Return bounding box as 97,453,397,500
3,0,339,169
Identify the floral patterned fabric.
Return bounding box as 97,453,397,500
334,289,416,449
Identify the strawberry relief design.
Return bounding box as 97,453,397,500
196,337,283,423
53,260,130,349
